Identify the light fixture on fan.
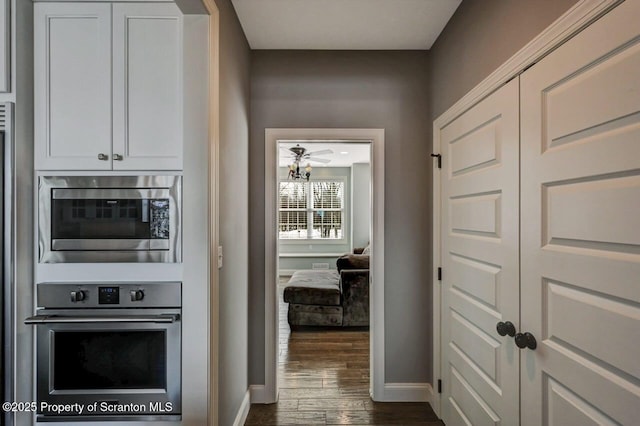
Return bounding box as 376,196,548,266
289,161,312,181
281,144,333,181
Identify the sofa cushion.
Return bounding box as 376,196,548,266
336,254,369,272
288,303,343,327
283,270,341,306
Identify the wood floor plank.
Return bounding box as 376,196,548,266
245,410,326,425
325,410,441,425
279,387,344,400
298,398,367,411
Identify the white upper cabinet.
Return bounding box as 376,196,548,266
35,2,184,171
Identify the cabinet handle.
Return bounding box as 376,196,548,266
113,154,123,161
98,153,109,161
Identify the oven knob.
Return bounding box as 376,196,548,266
130,290,145,301
70,290,85,303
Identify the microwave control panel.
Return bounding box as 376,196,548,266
150,199,170,239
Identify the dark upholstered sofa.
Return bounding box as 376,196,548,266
283,253,369,328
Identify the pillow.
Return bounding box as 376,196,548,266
336,254,370,272
362,244,371,255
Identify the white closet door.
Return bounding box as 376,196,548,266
520,1,640,424
440,78,520,426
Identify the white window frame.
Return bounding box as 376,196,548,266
278,177,347,242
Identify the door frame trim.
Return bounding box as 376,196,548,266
196,0,220,424
431,0,622,416
263,128,385,403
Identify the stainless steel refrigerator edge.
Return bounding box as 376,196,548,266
1,103,16,425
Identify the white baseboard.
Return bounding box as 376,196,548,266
232,390,251,426
381,383,433,402
249,384,271,404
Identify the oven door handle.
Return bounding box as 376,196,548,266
24,314,180,324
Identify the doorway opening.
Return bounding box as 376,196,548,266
262,128,385,404
277,139,372,406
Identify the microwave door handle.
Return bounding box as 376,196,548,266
142,199,149,223
24,314,179,324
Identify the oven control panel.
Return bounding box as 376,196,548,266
98,286,120,304
35,282,181,309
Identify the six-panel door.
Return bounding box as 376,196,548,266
520,1,640,424
440,78,520,426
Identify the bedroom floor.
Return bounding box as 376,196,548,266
244,281,443,425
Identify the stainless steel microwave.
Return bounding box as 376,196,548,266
38,176,182,263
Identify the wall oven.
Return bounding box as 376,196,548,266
26,282,181,422
38,175,182,263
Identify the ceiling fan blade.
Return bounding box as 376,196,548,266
305,149,333,156
307,157,331,164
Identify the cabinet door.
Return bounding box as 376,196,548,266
34,3,112,170
521,1,640,425
112,3,183,171
440,78,520,426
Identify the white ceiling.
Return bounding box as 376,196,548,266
279,142,371,167
231,0,462,50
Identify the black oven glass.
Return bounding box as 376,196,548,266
53,331,167,390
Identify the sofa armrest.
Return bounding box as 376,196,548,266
353,247,365,254
340,269,369,326
336,254,369,271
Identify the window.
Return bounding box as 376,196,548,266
279,180,344,240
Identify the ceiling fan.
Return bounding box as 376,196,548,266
281,144,333,165
281,144,333,180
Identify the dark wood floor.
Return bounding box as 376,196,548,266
244,281,443,425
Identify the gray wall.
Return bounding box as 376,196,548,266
217,0,251,424
351,163,371,249
429,0,579,120
249,51,431,384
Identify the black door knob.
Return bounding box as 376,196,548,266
514,332,537,350
496,321,516,337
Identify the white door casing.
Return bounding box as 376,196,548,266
520,0,640,424
440,78,520,426
261,128,385,404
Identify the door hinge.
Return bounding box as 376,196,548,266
430,153,441,169
438,379,442,393
437,267,442,281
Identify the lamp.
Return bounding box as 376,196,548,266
288,161,312,181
